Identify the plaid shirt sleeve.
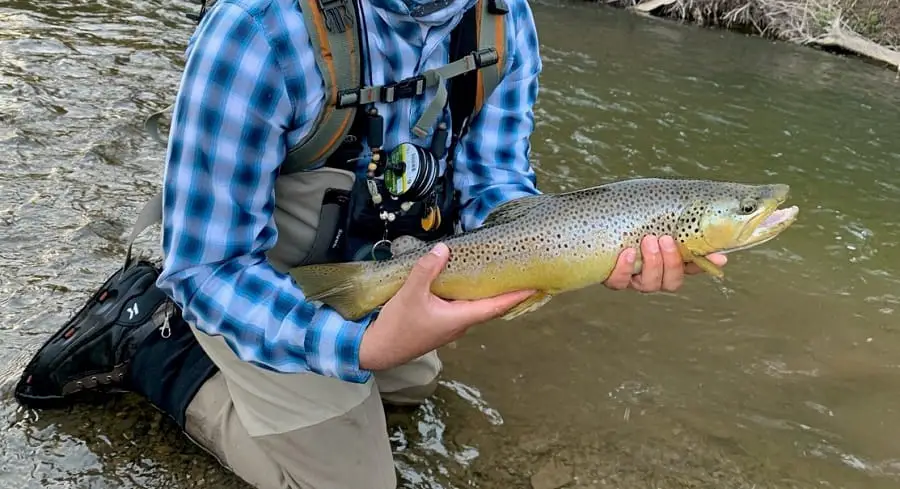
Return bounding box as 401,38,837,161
453,0,544,232
156,1,375,383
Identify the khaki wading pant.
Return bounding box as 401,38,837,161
181,350,442,489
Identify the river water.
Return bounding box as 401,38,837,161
2,0,900,488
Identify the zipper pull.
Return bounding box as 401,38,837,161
160,315,171,339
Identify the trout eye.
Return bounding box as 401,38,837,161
739,199,758,215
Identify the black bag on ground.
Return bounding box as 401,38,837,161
14,258,173,407
13,193,217,420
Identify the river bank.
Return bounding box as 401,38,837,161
591,0,900,71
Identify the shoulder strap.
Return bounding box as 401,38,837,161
281,0,364,175
145,0,365,176
474,0,508,115
445,0,507,163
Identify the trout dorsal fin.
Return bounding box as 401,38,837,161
482,194,553,227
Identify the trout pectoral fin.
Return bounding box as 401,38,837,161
289,262,383,321
500,291,553,321
689,255,725,279
676,243,725,279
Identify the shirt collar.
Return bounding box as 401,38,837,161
367,0,477,27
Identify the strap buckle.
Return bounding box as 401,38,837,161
487,0,509,14
472,48,499,68
336,88,360,108
381,75,426,103
318,0,354,33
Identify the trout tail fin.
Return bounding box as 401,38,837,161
288,261,396,321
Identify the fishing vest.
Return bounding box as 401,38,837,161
127,0,512,434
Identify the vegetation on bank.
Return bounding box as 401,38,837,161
597,0,900,71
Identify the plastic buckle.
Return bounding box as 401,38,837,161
381,76,425,102
318,0,354,33
473,48,499,68
487,0,509,14
336,88,360,109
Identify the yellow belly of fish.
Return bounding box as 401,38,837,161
427,251,618,301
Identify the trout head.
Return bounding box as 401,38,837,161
675,182,799,256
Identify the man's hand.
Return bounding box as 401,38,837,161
604,235,728,293
358,243,535,372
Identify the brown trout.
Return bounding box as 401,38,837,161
288,178,799,321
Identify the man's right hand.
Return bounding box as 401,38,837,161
358,243,535,372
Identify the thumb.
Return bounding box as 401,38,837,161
402,243,450,294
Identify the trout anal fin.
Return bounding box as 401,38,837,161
500,291,553,321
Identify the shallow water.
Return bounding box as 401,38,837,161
2,0,900,488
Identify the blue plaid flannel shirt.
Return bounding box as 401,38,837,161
156,0,542,383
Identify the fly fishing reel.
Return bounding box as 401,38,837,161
384,142,440,202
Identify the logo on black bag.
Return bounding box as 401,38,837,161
127,302,139,320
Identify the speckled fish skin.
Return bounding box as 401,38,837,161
288,177,800,321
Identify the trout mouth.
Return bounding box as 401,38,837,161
721,205,799,254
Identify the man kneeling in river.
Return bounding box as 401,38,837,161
14,0,726,487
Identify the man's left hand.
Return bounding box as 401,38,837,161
603,235,728,293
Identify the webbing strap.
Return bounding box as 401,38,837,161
412,48,497,137
144,104,173,146
122,191,164,271
341,53,489,108
318,46,498,141
282,0,363,175
336,49,496,138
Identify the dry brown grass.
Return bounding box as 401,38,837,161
608,0,900,47
602,0,900,70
